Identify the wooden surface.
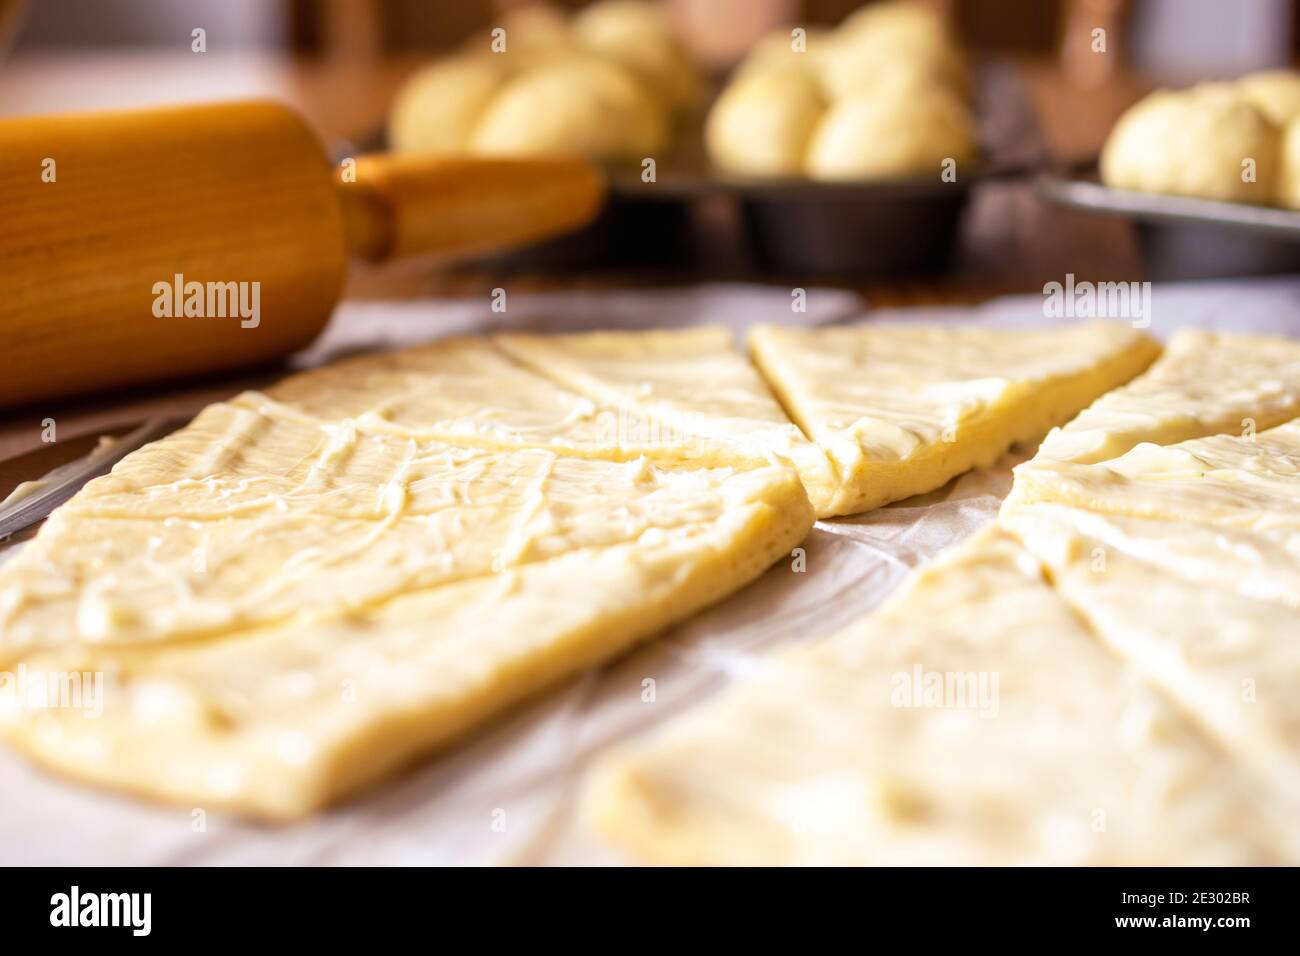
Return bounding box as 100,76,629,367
0,51,1148,471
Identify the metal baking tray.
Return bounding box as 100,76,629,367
1037,171,1300,280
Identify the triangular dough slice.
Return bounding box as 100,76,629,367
0,484,812,819
1009,507,1300,809
747,320,1159,516
1032,328,1300,465
584,527,1285,865
253,333,832,502
1003,502,1300,609
494,326,840,515
1006,418,1300,530
0,399,810,654
250,337,630,454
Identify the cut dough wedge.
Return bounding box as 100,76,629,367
494,327,840,515
1006,418,1300,530
747,321,1159,516
1032,328,1300,465
1003,502,1300,609
584,527,1285,865
1008,506,1300,809
0,330,818,818
1,480,811,819
258,330,842,514
0,399,807,655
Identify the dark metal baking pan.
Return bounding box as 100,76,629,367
596,60,1043,278
1037,172,1300,280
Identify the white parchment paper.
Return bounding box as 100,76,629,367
4,278,1300,865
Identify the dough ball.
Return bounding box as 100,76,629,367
1278,117,1300,208
824,1,967,99
837,0,949,41
1236,69,1300,126
470,57,669,162
496,4,574,53
1100,85,1279,204
734,26,833,82
389,56,511,154
706,67,826,176
817,44,961,103
572,0,699,110
805,82,975,181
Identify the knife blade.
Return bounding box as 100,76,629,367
0,417,187,542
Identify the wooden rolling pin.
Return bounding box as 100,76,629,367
0,100,606,408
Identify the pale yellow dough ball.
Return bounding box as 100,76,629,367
706,67,826,176
496,4,574,53
823,1,967,98
836,0,948,41
1236,69,1300,126
1101,85,1280,204
470,57,669,162
734,26,833,82
1278,117,1300,208
572,0,699,110
388,56,510,154
805,83,975,181
817,45,962,103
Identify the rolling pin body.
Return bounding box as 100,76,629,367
0,100,604,408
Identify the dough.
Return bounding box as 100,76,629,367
704,1,971,180
1028,328,1300,465
818,2,966,100
496,3,574,53
1101,84,1280,204
805,81,975,181
389,0,691,161
585,527,1287,865
1236,68,1300,126
2,483,810,820
704,66,824,177
1009,505,1300,809
572,0,699,111
0,403,810,652
387,56,510,154
493,327,839,514
470,57,668,161
748,321,1160,516
733,26,833,82
258,329,834,501
0,331,817,817
1008,418,1300,529
1280,116,1300,208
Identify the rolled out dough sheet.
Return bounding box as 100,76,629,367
0,328,820,818
584,527,1289,865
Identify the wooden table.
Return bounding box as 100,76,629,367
0,52,1150,474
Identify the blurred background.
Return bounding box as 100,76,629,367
1,0,1298,297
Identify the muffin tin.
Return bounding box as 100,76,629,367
412,61,1049,278
1037,171,1300,280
